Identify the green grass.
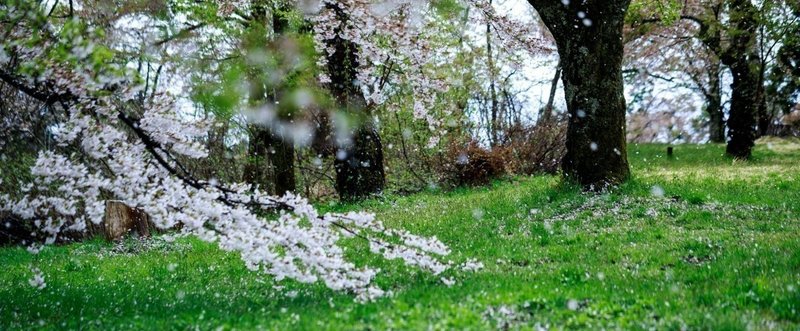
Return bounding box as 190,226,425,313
2,142,799,330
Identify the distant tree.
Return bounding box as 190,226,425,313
624,17,726,143
764,1,800,132
318,3,386,201
242,1,297,195
676,0,760,158
526,0,632,188
630,0,799,156
310,0,455,200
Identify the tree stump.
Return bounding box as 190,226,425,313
103,201,151,241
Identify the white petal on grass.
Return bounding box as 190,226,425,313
650,185,665,197
567,299,579,310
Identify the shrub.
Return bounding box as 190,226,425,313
439,140,507,188
780,108,800,136
503,118,567,175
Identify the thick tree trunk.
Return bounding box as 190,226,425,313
268,6,296,195
103,201,151,242
559,46,630,188
243,120,296,196
244,125,272,190
325,4,385,201
719,0,759,159
530,0,631,189
725,59,759,158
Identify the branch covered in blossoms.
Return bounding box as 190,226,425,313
0,1,453,301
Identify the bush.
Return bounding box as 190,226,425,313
780,108,800,136
439,140,507,188
503,119,567,175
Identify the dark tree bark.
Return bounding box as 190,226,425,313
269,8,297,195
719,0,759,159
310,107,335,157
687,0,759,158
528,0,632,189
724,54,760,158
334,123,385,201
706,60,725,143
244,124,272,190
269,130,297,195
325,5,385,201
243,3,296,195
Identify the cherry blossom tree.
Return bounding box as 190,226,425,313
0,0,455,300
526,0,632,188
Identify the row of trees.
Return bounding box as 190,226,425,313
0,0,798,297
2,0,797,201
234,0,800,194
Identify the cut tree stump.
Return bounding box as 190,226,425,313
103,201,152,241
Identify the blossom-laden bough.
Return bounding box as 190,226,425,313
0,0,455,301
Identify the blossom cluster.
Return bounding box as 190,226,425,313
309,0,451,146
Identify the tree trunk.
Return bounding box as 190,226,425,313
268,8,296,195
335,123,386,201
243,114,296,196
103,201,151,242
243,3,296,195
719,0,759,159
725,58,759,158
756,81,770,137
269,130,296,195
486,1,500,147
208,120,229,159
530,0,632,189
244,125,272,190
540,62,561,124
706,61,725,143
310,108,335,157
325,4,385,201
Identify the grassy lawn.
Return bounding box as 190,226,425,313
1,142,799,330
